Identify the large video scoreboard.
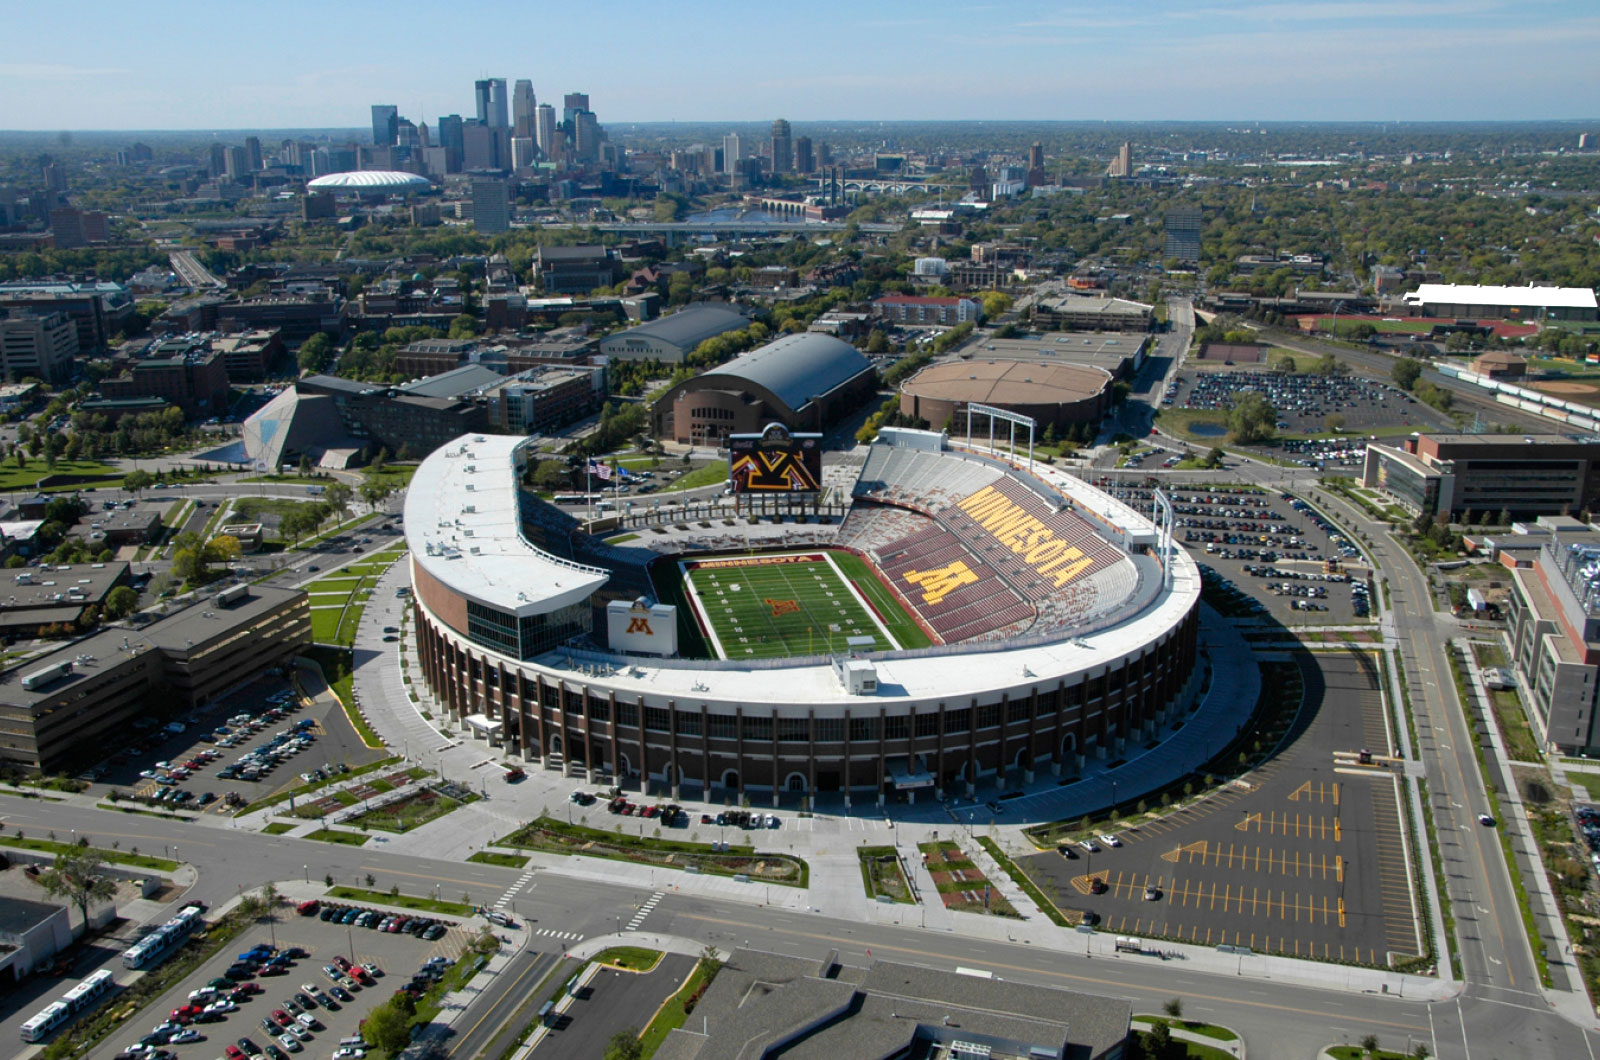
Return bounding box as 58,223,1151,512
729,422,823,494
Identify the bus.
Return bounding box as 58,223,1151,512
20,1002,70,1043
122,905,206,969
552,493,602,505
61,969,114,1013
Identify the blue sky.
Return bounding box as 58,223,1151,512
4,0,1597,130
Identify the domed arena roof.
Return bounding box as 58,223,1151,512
306,170,431,191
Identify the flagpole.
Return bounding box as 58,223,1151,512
586,460,593,524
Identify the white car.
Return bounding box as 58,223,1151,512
1080,839,1101,853
332,1050,366,1060
359,962,381,978
1099,834,1122,848
276,1035,303,1053
204,1000,237,1014
170,1029,203,1044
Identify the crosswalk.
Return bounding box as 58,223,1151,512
533,927,584,941
493,870,536,910
626,892,665,931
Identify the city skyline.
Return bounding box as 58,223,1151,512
3,0,1598,131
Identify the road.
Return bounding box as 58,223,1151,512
168,250,225,290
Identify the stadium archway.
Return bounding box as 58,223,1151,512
721,769,741,791
785,772,808,794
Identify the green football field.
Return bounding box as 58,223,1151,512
681,551,927,660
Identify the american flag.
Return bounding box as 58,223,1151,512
587,460,613,481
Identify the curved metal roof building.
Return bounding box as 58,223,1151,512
306,170,432,192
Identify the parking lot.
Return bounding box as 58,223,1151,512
1170,368,1448,436
542,954,694,1057
99,900,473,1060
89,675,387,815
1018,648,1420,966
1092,483,1373,625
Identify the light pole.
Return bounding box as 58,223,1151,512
303,865,308,884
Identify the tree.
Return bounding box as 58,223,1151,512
1360,1033,1379,1056
370,447,389,474
1271,352,1296,373
104,585,139,619
1206,447,1226,468
297,333,334,374
37,846,116,926
362,998,414,1054
1162,997,1183,1019
122,469,154,496
865,329,889,354
1315,352,1343,375
324,481,352,522
1325,413,1345,433
448,314,480,340
603,1030,643,1060
1391,357,1423,390
1225,390,1277,445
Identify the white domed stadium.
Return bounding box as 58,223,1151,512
306,170,431,192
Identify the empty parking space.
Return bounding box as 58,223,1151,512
1020,650,1421,965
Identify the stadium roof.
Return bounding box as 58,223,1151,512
306,170,432,191
605,304,747,350
405,435,608,617
701,333,871,412
903,359,1112,405
1404,283,1598,311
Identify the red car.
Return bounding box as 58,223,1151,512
332,956,351,972
270,1010,293,1028
296,900,319,916
225,1047,245,1060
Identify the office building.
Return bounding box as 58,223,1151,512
223,145,249,182
1363,432,1600,521
436,114,464,172
211,329,284,381
0,311,77,383
101,344,230,418
1028,292,1154,332
1164,205,1202,264
470,178,511,234
0,280,131,353
562,92,589,124
871,294,982,326
512,80,535,137
533,103,556,160
722,132,742,175
48,206,108,249
244,136,262,171
0,585,311,771
0,562,133,638
770,118,792,174
475,78,509,129
371,104,398,146
1107,140,1133,178
510,136,536,171
462,123,496,170
794,135,814,174
483,365,604,432
572,111,600,164
207,143,227,178
534,245,619,295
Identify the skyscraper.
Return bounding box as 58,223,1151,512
722,133,742,175
795,136,814,175
562,93,589,125
511,137,536,171
570,111,599,164
437,115,464,173
244,136,263,172
1164,205,1202,264
223,145,249,181
207,143,227,178
512,80,536,138
770,118,793,174
462,124,495,171
475,79,508,129
1106,140,1133,179
534,104,556,160
371,105,398,146
1028,142,1044,171
470,178,511,234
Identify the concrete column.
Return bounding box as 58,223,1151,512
668,699,680,801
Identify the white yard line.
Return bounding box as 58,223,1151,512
678,559,730,659
822,550,900,650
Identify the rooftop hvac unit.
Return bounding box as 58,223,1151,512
214,584,248,607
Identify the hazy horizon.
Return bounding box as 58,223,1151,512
6,0,1599,132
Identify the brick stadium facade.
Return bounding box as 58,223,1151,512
407,436,1201,807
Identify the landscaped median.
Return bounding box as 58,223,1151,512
496,816,808,886
236,753,404,817
325,885,474,917
857,845,915,903
0,834,180,872
976,837,1068,926
917,840,1018,918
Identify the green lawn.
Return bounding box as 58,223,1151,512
1569,773,1600,800
593,946,662,972
681,550,912,659
0,835,179,871
831,550,933,649
305,828,369,846
346,787,472,833
262,822,296,835
0,458,121,492
637,956,723,1058
467,850,529,868
325,885,472,916
659,462,730,493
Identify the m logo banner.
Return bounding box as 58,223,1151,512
765,598,801,617
626,617,654,635
903,560,979,606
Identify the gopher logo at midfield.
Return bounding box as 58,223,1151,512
765,598,801,617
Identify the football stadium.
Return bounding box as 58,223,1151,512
405,427,1201,807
